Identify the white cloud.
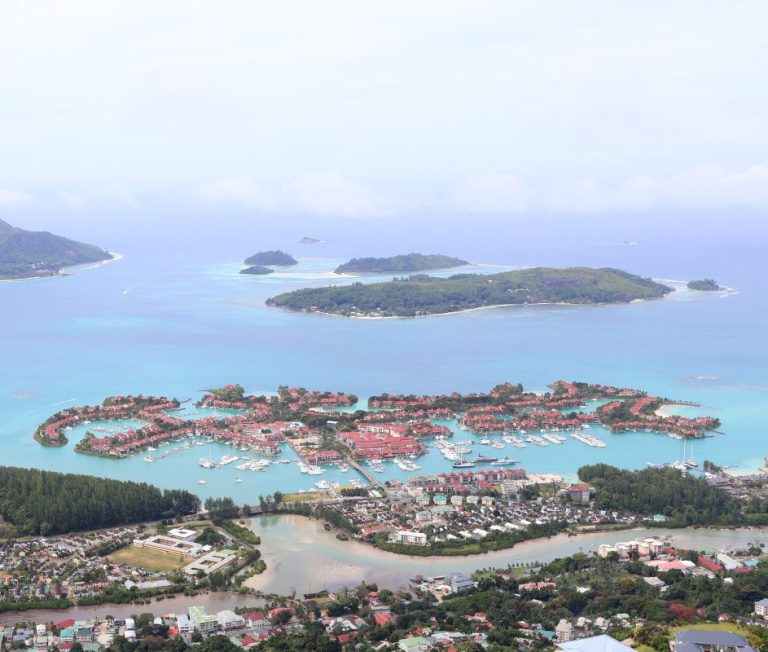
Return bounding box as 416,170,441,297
0,1,766,192
201,172,386,216
450,165,768,213
200,174,274,209
0,188,31,206
546,179,607,213
661,165,768,209
285,172,385,217
57,191,86,209
453,172,532,213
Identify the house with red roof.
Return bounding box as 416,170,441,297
374,612,396,627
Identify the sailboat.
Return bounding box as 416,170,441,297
684,438,698,468
199,444,217,468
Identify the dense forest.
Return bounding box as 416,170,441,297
687,278,722,291
577,464,744,526
268,267,673,317
0,467,200,535
239,264,273,275
334,253,468,274
0,218,112,279
244,250,297,266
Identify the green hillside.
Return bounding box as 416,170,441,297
0,218,112,279
268,266,673,317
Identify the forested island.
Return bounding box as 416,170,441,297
240,264,273,275
0,466,200,535
0,218,112,279
267,266,674,317
687,278,722,291
334,253,468,274
244,250,297,266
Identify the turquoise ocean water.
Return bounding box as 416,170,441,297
1,213,767,502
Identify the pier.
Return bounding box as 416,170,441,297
346,457,381,488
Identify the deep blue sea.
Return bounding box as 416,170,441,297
2,209,767,502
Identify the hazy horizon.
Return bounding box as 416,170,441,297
2,0,768,228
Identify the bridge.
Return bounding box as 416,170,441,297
346,456,382,488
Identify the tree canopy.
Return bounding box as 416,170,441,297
334,253,467,274
268,266,673,317
0,466,200,535
577,464,743,526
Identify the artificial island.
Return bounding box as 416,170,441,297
266,266,674,317
7,382,768,650
30,379,747,558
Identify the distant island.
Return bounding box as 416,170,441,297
267,266,673,317
299,236,321,244
334,253,468,274
240,265,274,275
687,278,722,291
0,218,112,280
244,250,297,266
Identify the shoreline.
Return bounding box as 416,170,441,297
278,298,665,321
655,402,696,417
0,251,122,283
249,513,764,563
244,514,768,595
269,275,739,321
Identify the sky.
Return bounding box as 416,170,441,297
1,0,767,220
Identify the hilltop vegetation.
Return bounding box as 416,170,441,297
334,252,468,274
244,250,297,266
0,218,112,279
240,265,273,275
0,466,200,535
577,464,746,526
267,266,673,317
687,278,722,291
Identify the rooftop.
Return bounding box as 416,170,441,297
558,634,634,652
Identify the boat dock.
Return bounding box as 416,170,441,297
346,457,381,487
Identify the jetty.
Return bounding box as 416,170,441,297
346,457,381,488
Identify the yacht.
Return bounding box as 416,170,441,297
453,459,476,468
490,456,518,466
234,478,243,483
197,479,207,485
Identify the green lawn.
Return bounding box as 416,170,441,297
474,567,531,579
177,519,213,530
108,545,188,572
282,491,325,503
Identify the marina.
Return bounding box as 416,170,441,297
1,238,765,503
571,431,608,448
